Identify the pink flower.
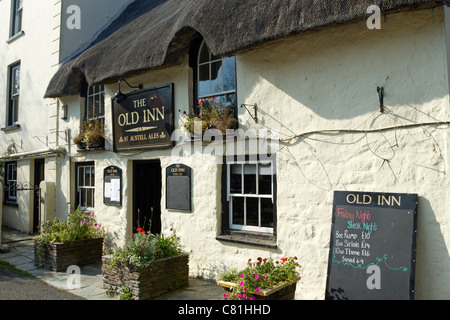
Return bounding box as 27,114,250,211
249,296,255,300
242,294,247,300
240,281,245,287
240,273,244,279
265,274,269,279
254,288,260,293
236,292,241,299
255,274,259,280
223,293,229,300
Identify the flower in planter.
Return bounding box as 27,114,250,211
35,206,105,245
219,256,301,300
73,117,105,149
183,98,238,136
110,226,184,268
34,206,105,264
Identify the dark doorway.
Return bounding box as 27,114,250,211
133,160,162,234
33,159,45,233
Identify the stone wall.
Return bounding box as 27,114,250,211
102,254,189,300
34,238,104,272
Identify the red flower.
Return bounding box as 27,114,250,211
136,228,146,234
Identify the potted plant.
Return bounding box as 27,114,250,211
217,257,301,300
73,117,105,150
102,227,188,300
183,98,238,137
34,206,105,271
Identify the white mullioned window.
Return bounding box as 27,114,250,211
76,163,95,211
86,85,105,124
5,162,17,201
227,158,275,234
197,40,237,110
8,63,20,126
11,0,23,37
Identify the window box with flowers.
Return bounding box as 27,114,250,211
102,227,188,300
183,98,238,138
33,206,105,272
73,117,105,150
217,257,301,300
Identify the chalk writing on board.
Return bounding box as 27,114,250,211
331,251,408,272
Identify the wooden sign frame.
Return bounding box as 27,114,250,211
325,190,418,300
166,164,191,212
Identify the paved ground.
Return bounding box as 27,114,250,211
0,227,224,300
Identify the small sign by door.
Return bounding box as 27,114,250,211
104,166,122,206
166,164,191,212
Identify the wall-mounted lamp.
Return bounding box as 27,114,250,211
115,79,143,103
61,104,68,120
240,103,258,123
377,86,384,113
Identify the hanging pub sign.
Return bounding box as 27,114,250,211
112,83,174,151
325,190,418,300
103,166,122,206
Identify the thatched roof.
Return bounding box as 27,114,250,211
45,0,438,98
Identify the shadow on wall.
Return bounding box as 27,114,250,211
415,197,450,299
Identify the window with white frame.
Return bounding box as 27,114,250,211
86,85,105,125
10,0,23,37
8,63,20,126
76,163,95,211
5,162,17,202
227,158,275,233
197,41,237,111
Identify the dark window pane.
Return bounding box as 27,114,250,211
246,197,259,227
230,164,242,194
243,164,256,194
261,198,274,228
199,64,210,97
258,164,272,195
232,197,244,225
199,44,210,64
87,189,93,208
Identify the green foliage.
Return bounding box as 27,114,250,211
183,98,238,135
220,257,301,300
34,206,105,245
110,227,183,268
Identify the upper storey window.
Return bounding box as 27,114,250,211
197,41,237,110
11,0,23,37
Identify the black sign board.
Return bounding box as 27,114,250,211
103,166,122,206
166,164,191,212
112,83,174,151
325,191,418,300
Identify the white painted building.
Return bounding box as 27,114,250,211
3,0,450,299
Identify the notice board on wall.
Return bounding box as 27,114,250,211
103,166,122,206
166,164,191,212
325,191,418,300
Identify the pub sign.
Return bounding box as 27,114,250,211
112,83,174,151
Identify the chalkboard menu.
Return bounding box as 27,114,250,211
326,191,418,300
103,166,122,206
166,164,191,212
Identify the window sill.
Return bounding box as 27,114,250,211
216,231,277,249
3,201,19,207
6,31,25,44
1,124,21,132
